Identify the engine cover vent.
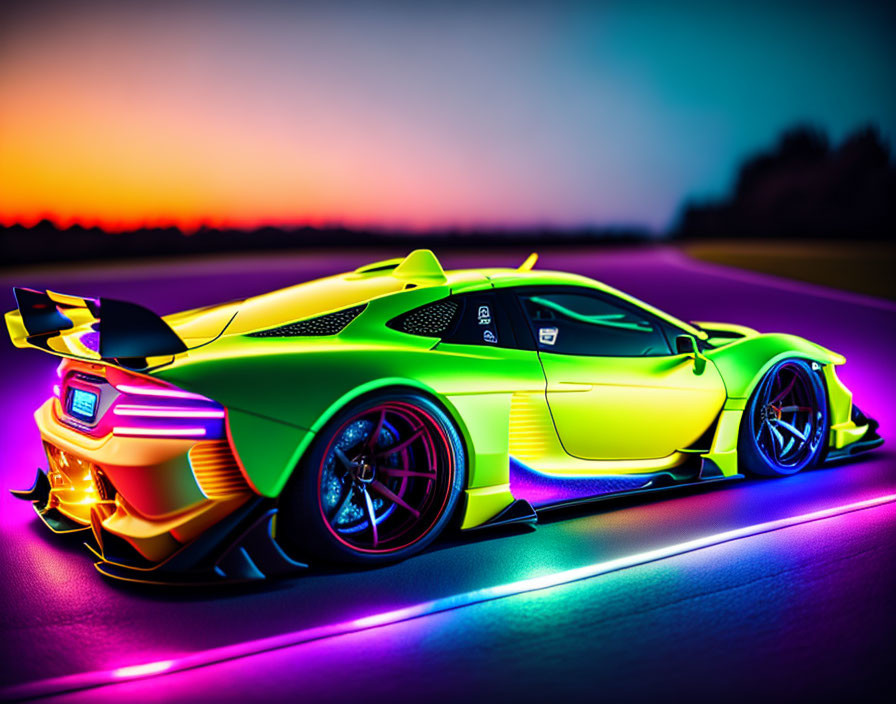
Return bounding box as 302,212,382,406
391,299,460,337
247,305,365,338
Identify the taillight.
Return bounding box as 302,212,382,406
57,361,225,439
110,378,225,439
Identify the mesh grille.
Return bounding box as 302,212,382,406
94,471,116,502
396,299,459,336
247,305,365,338
189,440,252,498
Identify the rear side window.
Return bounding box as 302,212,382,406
441,294,505,347
389,293,513,347
520,292,671,357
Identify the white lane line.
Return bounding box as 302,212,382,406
3,492,895,702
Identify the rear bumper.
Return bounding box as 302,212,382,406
14,468,305,584
12,398,306,583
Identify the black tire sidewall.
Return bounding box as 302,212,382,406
279,390,466,565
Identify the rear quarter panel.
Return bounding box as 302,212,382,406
154,312,545,513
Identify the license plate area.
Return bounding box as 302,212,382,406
67,387,98,423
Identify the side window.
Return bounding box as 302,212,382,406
388,293,513,347
441,293,508,347
519,291,672,357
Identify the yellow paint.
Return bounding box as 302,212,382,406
460,484,515,529
539,352,727,460
701,409,744,477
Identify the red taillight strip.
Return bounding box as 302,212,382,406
113,406,226,419
113,427,207,438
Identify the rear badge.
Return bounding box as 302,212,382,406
477,305,492,325
539,327,558,346
483,329,497,344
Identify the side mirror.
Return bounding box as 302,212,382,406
675,334,707,375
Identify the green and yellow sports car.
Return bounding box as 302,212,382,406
7,250,882,583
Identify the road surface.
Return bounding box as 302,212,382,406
1,247,893,702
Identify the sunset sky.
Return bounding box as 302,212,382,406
1,0,894,233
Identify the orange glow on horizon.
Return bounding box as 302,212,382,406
0,16,536,235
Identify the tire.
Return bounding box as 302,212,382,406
738,359,829,477
279,391,466,565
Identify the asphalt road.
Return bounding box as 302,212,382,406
1,247,894,702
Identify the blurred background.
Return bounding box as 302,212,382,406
1,0,894,297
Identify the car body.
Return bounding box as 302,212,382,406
7,250,882,583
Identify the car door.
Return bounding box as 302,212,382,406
517,288,726,462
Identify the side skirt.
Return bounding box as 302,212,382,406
533,472,744,515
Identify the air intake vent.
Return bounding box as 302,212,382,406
247,305,365,338
189,440,252,498
391,299,460,336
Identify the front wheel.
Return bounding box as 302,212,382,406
279,392,465,565
739,359,829,477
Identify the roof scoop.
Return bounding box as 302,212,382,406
392,249,447,284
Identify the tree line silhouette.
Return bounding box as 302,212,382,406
1,124,892,266
674,125,895,239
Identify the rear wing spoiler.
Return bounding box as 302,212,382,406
6,288,186,366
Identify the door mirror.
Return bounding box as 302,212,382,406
675,334,696,355
675,335,706,375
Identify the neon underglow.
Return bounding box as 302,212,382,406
113,406,226,419
3,493,893,702
115,384,211,401
113,427,207,438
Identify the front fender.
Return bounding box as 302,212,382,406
706,333,844,399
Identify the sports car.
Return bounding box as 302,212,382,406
7,249,882,583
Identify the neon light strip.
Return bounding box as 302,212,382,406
113,406,226,419
112,427,207,438
115,384,210,401
3,493,894,701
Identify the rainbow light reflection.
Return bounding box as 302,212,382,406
2,493,894,702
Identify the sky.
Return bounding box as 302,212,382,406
0,0,894,233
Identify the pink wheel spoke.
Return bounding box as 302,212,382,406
362,487,378,547
366,409,387,450
771,375,796,404
378,467,436,479
779,405,813,413
375,428,425,457
370,479,421,518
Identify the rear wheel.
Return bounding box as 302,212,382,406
739,359,829,476
280,392,465,565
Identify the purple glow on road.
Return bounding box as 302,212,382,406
3,492,893,702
